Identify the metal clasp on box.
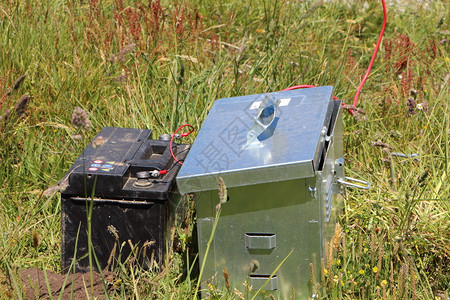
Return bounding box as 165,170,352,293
337,177,370,190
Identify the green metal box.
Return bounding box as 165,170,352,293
177,87,345,298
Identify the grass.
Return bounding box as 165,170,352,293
0,0,449,298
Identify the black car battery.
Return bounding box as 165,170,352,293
59,127,189,272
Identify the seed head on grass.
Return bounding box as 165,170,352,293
309,263,316,295
216,177,228,211
321,258,326,286
71,134,83,141
376,246,384,280
107,225,119,268
233,288,244,299
218,177,227,203
410,266,417,300
43,184,59,197
371,141,393,149
12,75,26,90
118,43,136,62
71,106,92,130
6,74,26,96
43,179,69,197
407,97,417,115
223,267,230,292
91,136,105,148
15,94,31,116
332,223,342,251
32,230,39,249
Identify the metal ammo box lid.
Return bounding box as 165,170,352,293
177,86,335,193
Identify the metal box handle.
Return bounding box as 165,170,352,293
249,275,278,291
337,177,370,190
245,233,276,250
244,94,281,148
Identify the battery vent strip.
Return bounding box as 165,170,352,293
70,197,154,205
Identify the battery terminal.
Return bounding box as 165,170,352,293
134,171,152,187
150,170,167,177
134,170,168,187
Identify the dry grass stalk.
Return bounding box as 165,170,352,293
320,258,325,287
411,261,417,300
309,262,315,296
370,230,376,266
107,225,119,269
326,241,333,290
398,261,409,298
332,223,342,251
222,267,230,292
376,245,384,280
390,260,395,288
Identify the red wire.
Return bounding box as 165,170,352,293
353,0,387,107
281,0,387,113
170,124,194,166
281,84,340,101
281,84,351,114
282,84,316,91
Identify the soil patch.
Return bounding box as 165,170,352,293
20,268,114,299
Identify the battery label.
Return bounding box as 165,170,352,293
86,161,115,172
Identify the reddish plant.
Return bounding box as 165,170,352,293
172,4,186,40
86,0,102,43
0,70,13,110
142,0,165,40
425,38,437,61
125,7,142,42
209,34,219,52
400,67,414,97
191,8,202,31
344,48,358,76
114,0,125,26
384,34,416,74
104,23,114,52
82,1,210,65
89,0,101,22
